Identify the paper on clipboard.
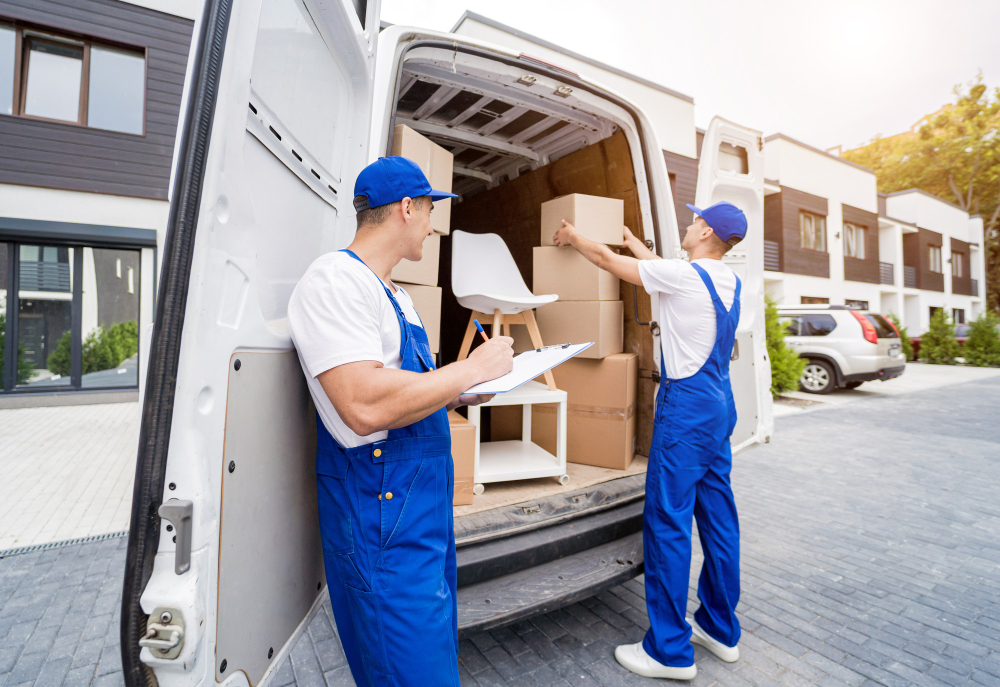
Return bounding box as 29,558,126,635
464,342,594,395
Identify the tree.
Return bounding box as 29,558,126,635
0,312,35,384
887,313,915,361
964,311,1000,366
919,309,961,364
765,295,806,397
843,75,1000,314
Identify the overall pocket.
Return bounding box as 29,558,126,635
316,449,353,557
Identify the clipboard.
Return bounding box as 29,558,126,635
464,342,594,395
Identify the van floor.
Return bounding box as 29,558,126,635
454,454,646,516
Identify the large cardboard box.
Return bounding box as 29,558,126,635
391,233,440,287
535,300,623,359
400,284,441,354
533,246,620,301
540,194,624,247
491,353,638,470
449,411,476,506
391,124,453,235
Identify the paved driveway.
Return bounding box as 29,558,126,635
1,375,999,686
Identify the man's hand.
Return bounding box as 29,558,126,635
447,393,496,411
552,220,577,247
623,225,658,260
466,336,514,384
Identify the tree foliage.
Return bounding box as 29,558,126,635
0,312,34,385
964,311,1000,367
887,313,914,361
765,295,806,397
47,320,139,377
843,75,1000,314
919,309,961,364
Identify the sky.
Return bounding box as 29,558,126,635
381,0,1000,152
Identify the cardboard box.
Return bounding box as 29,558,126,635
449,411,476,506
535,300,623,359
400,284,441,354
540,194,624,247
391,124,454,235
492,353,637,469
391,233,440,287
533,246,620,301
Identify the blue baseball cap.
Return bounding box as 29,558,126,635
686,201,748,245
353,156,457,212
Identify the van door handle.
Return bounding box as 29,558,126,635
159,500,193,575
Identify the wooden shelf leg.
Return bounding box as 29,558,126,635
522,309,558,390
457,314,477,361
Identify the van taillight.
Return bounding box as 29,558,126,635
850,310,878,344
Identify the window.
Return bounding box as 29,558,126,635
952,252,964,277
801,296,829,304
929,245,942,273
718,142,749,174
1,23,145,134
844,222,866,259
865,314,898,338
782,315,837,337
845,299,869,310
799,211,826,251
929,306,943,320
953,308,965,325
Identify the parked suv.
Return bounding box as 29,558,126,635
779,305,906,394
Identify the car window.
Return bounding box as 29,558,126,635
783,316,801,336
865,314,898,338
800,314,837,336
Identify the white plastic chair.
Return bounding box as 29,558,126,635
451,230,558,314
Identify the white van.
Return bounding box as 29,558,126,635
120,1,773,684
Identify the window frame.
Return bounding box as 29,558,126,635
952,251,964,278
928,245,942,273
1,19,147,135
844,221,866,259
799,210,827,252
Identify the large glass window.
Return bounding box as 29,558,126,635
0,242,8,388
952,252,964,277
88,46,145,134
23,37,83,123
16,244,74,388
80,248,140,388
929,246,942,273
844,222,866,259
0,25,14,115
1,23,145,133
799,211,826,252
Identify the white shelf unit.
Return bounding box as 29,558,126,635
466,381,568,493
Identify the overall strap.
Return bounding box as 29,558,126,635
339,248,410,356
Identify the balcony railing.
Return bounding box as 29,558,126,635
18,261,71,293
764,240,780,272
903,266,917,289
879,262,894,285
972,278,979,297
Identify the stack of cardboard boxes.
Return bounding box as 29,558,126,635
495,193,638,470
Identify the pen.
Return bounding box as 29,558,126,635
473,319,490,344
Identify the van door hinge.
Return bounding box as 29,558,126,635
138,607,184,659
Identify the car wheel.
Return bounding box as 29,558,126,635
800,360,836,394
844,381,864,389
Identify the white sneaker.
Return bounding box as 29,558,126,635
688,617,740,663
614,642,697,680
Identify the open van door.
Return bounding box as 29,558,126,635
694,117,774,452
121,0,380,684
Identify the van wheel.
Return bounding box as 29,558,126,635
800,360,836,394
844,381,864,389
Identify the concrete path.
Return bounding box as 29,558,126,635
2,375,998,686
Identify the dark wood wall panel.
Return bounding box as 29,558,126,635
780,186,830,278
662,150,698,242
903,228,945,292
0,0,193,199
842,204,879,284
950,237,973,296
764,192,783,270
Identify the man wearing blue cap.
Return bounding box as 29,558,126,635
288,156,514,686
553,201,747,681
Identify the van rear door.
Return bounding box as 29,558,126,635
694,117,774,451
120,0,380,685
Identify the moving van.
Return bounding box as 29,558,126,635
120,1,773,684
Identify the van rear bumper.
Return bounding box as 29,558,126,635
842,364,906,384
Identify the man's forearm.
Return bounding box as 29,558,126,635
626,234,658,260
569,232,615,270
364,362,480,431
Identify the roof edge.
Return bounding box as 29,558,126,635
450,11,695,103
764,133,877,176
884,188,968,213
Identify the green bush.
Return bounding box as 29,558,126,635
0,312,35,384
46,320,140,377
887,313,914,361
765,295,806,397
919,309,961,364
964,312,1000,367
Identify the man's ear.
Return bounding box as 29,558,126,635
400,196,414,221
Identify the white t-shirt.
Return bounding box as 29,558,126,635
287,251,424,448
638,257,738,380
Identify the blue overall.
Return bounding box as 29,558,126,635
642,263,742,667
314,249,459,686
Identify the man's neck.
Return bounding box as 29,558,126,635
687,247,725,262
346,227,406,288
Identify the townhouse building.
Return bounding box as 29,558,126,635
0,0,195,407
762,134,986,333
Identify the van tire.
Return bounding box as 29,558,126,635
800,360,836,394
